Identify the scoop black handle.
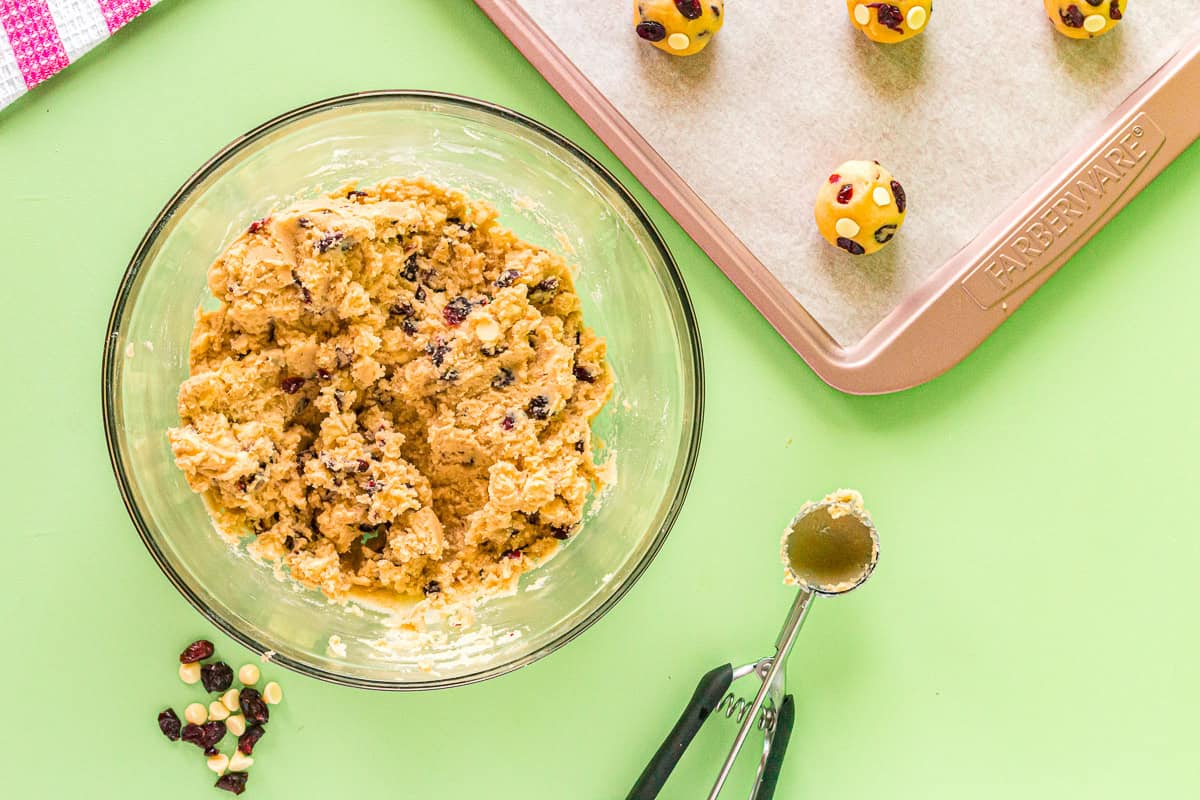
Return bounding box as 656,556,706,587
752,694,795,800
626,663,733,799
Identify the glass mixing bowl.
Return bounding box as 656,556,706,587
102,92,703,689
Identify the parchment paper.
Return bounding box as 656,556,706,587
516,1,1199,344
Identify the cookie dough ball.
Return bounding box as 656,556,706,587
1045,0,1126,39
846,1,932,44
634,0,724,56
814,161,908,256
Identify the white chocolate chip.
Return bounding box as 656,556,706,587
1083,14,1106,33
667,32,690,50
184,702,208,725
872,186,892,207
835,218,861,238
262,681,283,705
853,4,870,25
206,753,230,776
221,689,241,713
179,662,202,685
227,714,247,737
907,6,927,31
208,701,230,721
474,317,501,343
229,751,254,771
238,664,260,686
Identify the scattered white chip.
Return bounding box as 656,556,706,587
208,701,230,721
1084,14,1106,33
238,664,260,686
907,6,927,31
179,662,202,685
229,751,254,771
184,702,208,725
221,689,241,712
853,4,871,25
263,681,283,705
668,32,690,50
835,218,861,238
872,186,892,207
206,753,229,776
227,714,247,737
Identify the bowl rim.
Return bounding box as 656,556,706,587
101,90,705,690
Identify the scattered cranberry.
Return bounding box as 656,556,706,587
837,237,866,255
414,285,426,302
281,376,306,394
446,216,475,232
534,277,559,293
443,296,473,327
867,3,904,32
356,459,369,473
573,365,596,383
674,0,702,19
1060,5,1084,27
347,190,368,200
180,723,205,749
315,232,345,253
502,549,522,560
179,640,214,664
501,412,516,431
402,319,417,336
440,369,459,382
494,269,520,288
1109,0,1121,19
391,301,414,318
401,255,419,282
551,526,573,541
365,478,381,496
215,772,249,795
297,217,312,228
200,721,227,749
316,368,332,381
247,217,269,234
828,173,841,184
874,224,898,244
423,580,441,596
201,661,234,693
890,180,907,213
836,184,854,204
636,20,667,41
158,709,182,741
238,723,266,754
492,368,514,389
240,689,270,726
527,395,551,420
426,337,451,366
574,440,585,454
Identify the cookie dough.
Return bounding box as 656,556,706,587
634,0,723,56
168,178,613,606
846,1,932,44
1045,0,1126,39
814,160,907,256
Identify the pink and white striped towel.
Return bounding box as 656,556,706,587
0,0,161,110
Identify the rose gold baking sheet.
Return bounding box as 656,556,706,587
475,0,1200,393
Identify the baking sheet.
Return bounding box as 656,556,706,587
515,1,1200,345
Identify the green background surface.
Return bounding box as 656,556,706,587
2,1,1198,797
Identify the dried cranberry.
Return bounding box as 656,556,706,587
837,237,866,255
297,217,312,228
492,368,514,389
281,376,306,394
527,395,552,420
574,440,586,454
247,217,269,234
400,255,419,282
1060,5,1084,27
494,269,520,288
180,723,204,749
874,224,898,244
867,3,904,32
573,365,596,383
534,277,559,293
240,689,270,726
423,580,441,596
443,295,473,327
414,285,426,302
356,459,369,473
1109,0,1121,19
200,721,227,749
502,549,522,560
425,337,451,366
402,319,417,336
201,661,234,693
828,173,841,184
317,368,332,381
179,640,214,663
315,232,345,253
215,772,249,795
238,723,266,754
501,412,516,431
635,20,667,42
440,369,459,382
674,0,702,19
836,184,854,204
365,478,381,496
391,301,414,318
551,526,573,541
158,709,181,741
890,180,907,213
347,189,368,200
